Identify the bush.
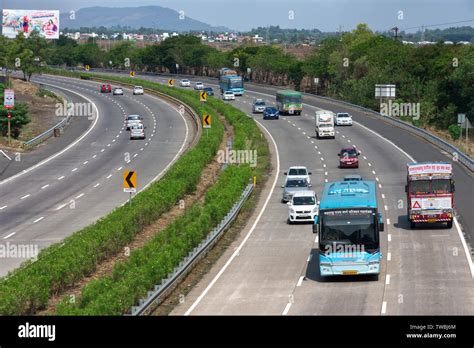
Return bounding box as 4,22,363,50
448,124,461,140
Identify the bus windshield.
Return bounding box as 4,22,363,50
282,96,301,103
320,210,378,250
230,79,243,88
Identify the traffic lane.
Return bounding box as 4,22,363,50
0,81,188,276
0,84,93,182
186,118,323,314
0,77,128,206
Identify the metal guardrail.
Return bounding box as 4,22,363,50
22,86,73,149
301,93,473,172
129,183,254,316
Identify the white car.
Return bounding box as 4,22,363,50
126,114,143,130
194,82,204,90
133,86,144,95
130,123,146,140
223,91,235,101
287,190,319,224
180,79,191,87
335,112,353,126
284,166,312,184
113,87,124,95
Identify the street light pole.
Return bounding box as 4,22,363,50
7,111,11,146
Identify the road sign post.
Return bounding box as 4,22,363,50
123,170,137,205
168,79,174,87
4,89,14,146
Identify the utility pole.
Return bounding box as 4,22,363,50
391,27,399,40
420,25,425,42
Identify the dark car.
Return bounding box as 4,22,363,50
263,107,279,120
203,87,214,96
338,147,360,168
101,84,111,93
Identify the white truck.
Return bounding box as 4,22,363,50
315,110,335,139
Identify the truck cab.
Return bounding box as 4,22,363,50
315,110,335,139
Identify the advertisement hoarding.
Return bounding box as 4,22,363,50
2,9,59,39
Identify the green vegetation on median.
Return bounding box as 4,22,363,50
0,71,269,315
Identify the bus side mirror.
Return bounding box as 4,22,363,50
405,185,408,193
312,216,319,234
451,180,455,192
378,213,384,232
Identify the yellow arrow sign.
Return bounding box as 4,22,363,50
200,91,207,102
130,71,135,77
202,114,211,129
85,65,90,71
168,79,174,87
123,170,137,193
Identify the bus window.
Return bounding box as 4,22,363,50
410,180,430,195
432,179,451,194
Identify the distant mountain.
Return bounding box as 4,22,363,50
60,6,231,32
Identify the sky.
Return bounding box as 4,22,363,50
2,0,473,32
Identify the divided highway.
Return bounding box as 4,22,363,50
0,75,194,277
101,71,473,315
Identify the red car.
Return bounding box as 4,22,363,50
338,146,360,168
101,84,112,93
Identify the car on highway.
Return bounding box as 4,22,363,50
338,146,360,168
126,114,143,130
101,84,111,93
113,87,124,95
179,79,191,87
203,87,214,96
263,106,279,120
133,86,144,95
335,112,353,126
130,123,146,140
194,82,204,90
281,178,311,203
222,91,235,101
284,166,312,184
343,174,363,181
252,99,266,113
287,190,319,224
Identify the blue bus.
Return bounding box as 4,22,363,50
219,75,244,95
313,180,384,277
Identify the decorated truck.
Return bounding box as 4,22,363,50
405,162,455,229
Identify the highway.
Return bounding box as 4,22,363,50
0,75,194,277
97,71,474,315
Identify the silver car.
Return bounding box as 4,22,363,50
130,124,145,140
252,99,266,113
281,178,311,203
126,115,143,130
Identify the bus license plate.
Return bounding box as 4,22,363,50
343,270,358,275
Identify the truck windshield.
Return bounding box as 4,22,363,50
293,196,315,205
321,211,377,250
409,180,431,194
288,168,307,175
432,179,452,194
286,179,308,188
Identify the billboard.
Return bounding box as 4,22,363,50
2,9,60,39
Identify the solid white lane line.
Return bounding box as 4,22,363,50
185,118,280,315
307,254,312,262
297,276,304,287
3,232,15,239
20,194,30,200
75,193,85,199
